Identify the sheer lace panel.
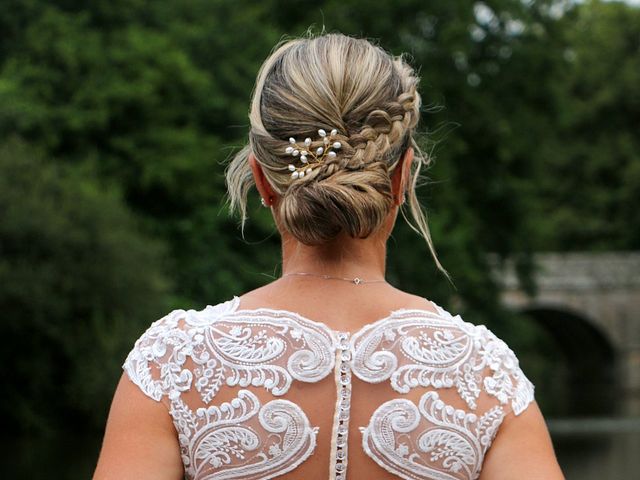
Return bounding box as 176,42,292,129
170,389,317,479
123,297,334,479
350,307,534,415
352,307,534,479
123,297,535,480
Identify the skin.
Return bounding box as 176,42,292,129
93,147,565,479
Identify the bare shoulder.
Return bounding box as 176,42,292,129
479,400,565,480
392,286,441,312
93,373,183,480
93,305,207,480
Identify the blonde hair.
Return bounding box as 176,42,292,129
225,32,449,278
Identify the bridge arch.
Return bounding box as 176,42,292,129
494,251,640,415
517,303,619,416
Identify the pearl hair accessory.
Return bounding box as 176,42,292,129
285,128,342,180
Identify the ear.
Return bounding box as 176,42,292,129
249,152,277,206
391,147,414,206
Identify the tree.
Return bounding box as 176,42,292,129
0,138,170,432
534,0,640,250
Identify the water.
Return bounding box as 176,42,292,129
6,419,640,479
550,418,640,480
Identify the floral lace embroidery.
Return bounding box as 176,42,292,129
361,391,504,480
352,308,534,479
123,298,535,480
351,309,535,414
170,389,317,479
123,297,337,403
123,297,335,479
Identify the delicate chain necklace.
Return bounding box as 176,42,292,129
281,271,388,285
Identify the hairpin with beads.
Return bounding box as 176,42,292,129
285,128,342,180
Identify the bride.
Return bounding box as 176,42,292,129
94,33,564,480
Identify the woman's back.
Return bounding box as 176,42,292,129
122,283,535,480
94,32,563,480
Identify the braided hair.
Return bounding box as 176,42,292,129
226,33,448,277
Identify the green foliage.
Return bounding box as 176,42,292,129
0,0,284,307
534,0,640,249
0,138,170,432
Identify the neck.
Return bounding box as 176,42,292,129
280,230,388,281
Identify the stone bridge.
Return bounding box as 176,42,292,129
492,252,640,415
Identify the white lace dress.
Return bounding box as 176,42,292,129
123,296,535,480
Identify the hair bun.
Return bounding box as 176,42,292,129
225,33,449,279
278,161,393,245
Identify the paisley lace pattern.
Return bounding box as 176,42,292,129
352,308,534,479
123,297,535,480
351,308,535,414
123,297,335,479
361,392,504,480
171,389,317,479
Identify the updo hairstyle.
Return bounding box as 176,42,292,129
226,33,447,275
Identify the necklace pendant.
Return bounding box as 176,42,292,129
353,277,362,285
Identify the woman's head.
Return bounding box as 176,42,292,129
226,32,447,276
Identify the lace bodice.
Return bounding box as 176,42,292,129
123,296,535,480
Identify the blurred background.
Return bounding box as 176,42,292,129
1,0,639,478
